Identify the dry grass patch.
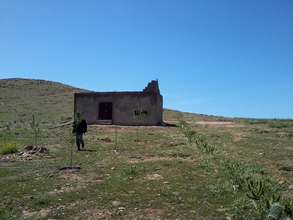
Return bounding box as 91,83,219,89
127,155,196,164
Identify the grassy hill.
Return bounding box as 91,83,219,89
0,78,236,125
0,78,88,125
0,79,293,219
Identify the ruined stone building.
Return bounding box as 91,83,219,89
74,80,163,125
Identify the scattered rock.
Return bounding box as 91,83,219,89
59,166,81,171
126,208,164,219
111,201,121,207
82,208,112,219
118,207,125,211
145,173,163,180
277,176,285,185
280,166,293,172
39,208,51,218
99,137,112,143
172,191,180,196
171,152,191,158
217,208,229,212
23,210,38,219
23,208,50,219
0,145,50,162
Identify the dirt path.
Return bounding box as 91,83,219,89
195,121,243,128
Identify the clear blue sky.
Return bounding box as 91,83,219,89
1,0,292,119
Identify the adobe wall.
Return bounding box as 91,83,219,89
74,92,163,125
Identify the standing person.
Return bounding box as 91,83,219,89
72,113,87,151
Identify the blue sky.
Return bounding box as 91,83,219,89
1,0,292,119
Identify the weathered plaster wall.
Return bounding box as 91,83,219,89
74,92,163,125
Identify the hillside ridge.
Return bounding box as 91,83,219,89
1,78,291,123
0,77,91,92
0,78,218,125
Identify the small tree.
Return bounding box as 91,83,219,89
30,114,41,146
2,122,11,146
64,128,75,168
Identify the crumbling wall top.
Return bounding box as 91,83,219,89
143,80,160,94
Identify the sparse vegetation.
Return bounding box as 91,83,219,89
63,128,75,167
0,79,292,219
178,119,293,219
177,119,216,154
30,114,41,146
0,143,18,155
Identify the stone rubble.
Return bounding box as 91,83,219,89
0,145,50,161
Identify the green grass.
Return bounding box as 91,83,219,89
0,143,18,155
0,79,293,219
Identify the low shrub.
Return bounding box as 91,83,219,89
177,120,216,154
194,134,216,154
122,165,146,180
268,121,293,129
283,198,293,218
223,160,292,219
33,194,52,207
177,120,195,144
0,209,16,220
0,143,18,155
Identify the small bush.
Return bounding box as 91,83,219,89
268,121,293,129
283,197,293,218
223,160,269,192
0,143,18,155
224,160,291,219
33,194,52,207
122,165,145,180
177,120,195,144
194,134,216,154
177,120,216,154
223,160,247,190
30,114,41,146
231,197,260,219
230,175,284,219
0,209,16,220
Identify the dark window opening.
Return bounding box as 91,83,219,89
134,110,148,117
99,102,112,120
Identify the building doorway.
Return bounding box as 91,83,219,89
98,102,112,120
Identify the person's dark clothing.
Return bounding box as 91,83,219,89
72,119,87,150
73,119,87,135
76,134,84,150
